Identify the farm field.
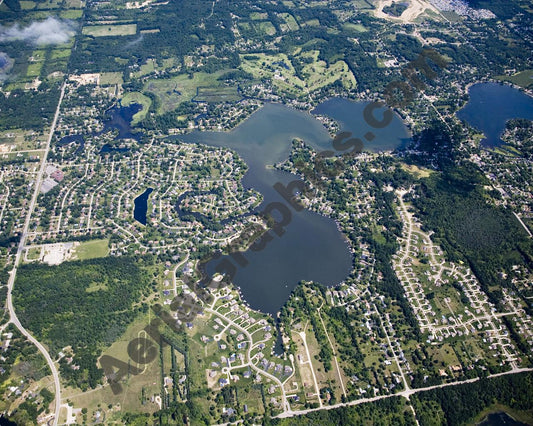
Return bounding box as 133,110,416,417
82,24,137,37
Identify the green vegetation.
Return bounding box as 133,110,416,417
383,2,409,17
2,0,533,422
411,164,533,306
13,256,154,389
270,397,415,425
342,22,368,32
412,372,533,425
72,239,110,260
121,92,152,125
194,86,241,103
0,84,61,130
100,72,124,86
82,24,138,37
0,325,51,421
496,70,533,89
144,71,229,113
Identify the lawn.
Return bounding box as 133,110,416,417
50,49,71,60
302,19,320,27
25,247,42,261
99,72,123,86
82,24,137,37
279,13,299,31
71,239,109,260
19,0,35,9
59,9,83,19
401,163,434,178
496,69,533,89
194,86,241,103
26,62,43,77
255,21,277,36
144,70,229,113
250,12,268,20
61,315,162,419
343,22,368,32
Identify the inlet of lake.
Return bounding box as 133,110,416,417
175,98,411,314
457,82,533,147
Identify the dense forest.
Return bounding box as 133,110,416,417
412,372,533,425
0,83,60,130
13,256,155,389
410,163,533,307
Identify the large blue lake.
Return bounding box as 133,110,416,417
177,99,410,314
457,82,533,147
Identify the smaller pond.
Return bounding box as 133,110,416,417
57,104,141,155
478,412,529,426
134,188,154,225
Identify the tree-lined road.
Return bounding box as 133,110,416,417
5,81,66,426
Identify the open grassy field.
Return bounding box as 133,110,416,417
292,331,321,404
301,19,320,27
305,327,340,396
401,163,434,178
60,9,83,19
135,59,157,77
92,314,162,411
279,12,299,31
30,49,46,61
19,0,36,9
0,129,46,151
33,0,62,9
343,22,368,32
496,69,533,89
82,24,137,37
144,70,230,113
250,12,268,20
71,239,109,260
26,247,41,261
99,72,123,86
351,0,375,8
121,92,152,124
50,49,71,60
255,21,277,36
65,0,83,7
195,86,241,103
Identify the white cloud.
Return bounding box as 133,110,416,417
0,17,75,45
